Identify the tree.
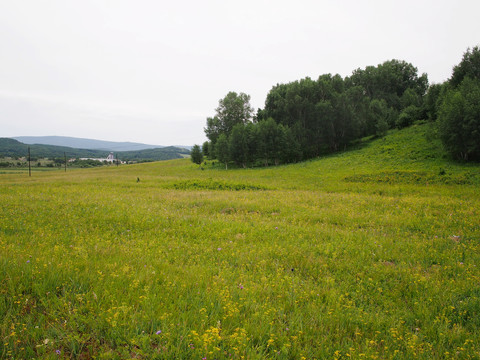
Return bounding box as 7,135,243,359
190,144,203,165
396,105,421,129
369,99,389,137
202,141,210,159
438,77,480,161
215,134,230,169
256,118,288,166
451,46,480,87
204,92,254,144
228,124,249,168
424,83,446,122
204,116,222,145
349,59,428,112
281,125,302,163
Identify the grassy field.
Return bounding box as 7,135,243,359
1,123,479,359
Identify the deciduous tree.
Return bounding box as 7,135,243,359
204,92,254,144
215,134,230,169
190,144,203,165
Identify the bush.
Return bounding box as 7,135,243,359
396,105,421,129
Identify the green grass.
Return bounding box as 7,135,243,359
1,123,479,359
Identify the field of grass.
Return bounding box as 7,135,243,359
1,123,479,359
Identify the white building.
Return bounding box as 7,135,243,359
76,152,124,163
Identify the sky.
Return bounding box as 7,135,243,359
1,0,479,146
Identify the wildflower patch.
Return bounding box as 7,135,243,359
165,179,271,191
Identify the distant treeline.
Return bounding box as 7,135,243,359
199,46,480,166
0,138,190,162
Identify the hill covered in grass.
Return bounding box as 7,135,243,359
0,138,190,161
1,123,479,359
182,121,479,191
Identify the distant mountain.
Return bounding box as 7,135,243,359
0,138,190,161
13,136,165,152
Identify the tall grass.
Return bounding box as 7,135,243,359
1,123,479,359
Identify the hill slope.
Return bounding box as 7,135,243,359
130,122,478,191
0,138,190,161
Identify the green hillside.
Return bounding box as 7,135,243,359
118,146,190,161
0,138,107,158
1,123,479,359
0,138,189,161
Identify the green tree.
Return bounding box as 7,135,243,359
451,46,480,87
424,83,446,122
204,116,222,145
438,77,480,161
204,92,254,145
281,125,302,163
256,118,288,166
349,59,428,112
396,105,421,129
202,141,210,159
229,124,249,168
215,134,230,169
369,99,389,137
190,144,203,165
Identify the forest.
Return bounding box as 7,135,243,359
197,46,480,167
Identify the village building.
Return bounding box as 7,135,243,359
70,152,125,164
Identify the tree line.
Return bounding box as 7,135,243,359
427,46,480,161
192,46,480,167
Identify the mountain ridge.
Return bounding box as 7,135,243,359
13,135,192,151
0,138,190,161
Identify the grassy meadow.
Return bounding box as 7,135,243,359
1,123,480,359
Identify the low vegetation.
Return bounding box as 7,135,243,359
1,123,479,359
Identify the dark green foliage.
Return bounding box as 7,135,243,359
205,58,433,168
215,134,230,169
424,83,446,121
190,144,203,165
435,46,480,162
256,118,287,166
438,77,480,161
349,59,428,111
264,74,364,157
450,46,480,87
202,141,210,158
228,124,250,168
369,99,389,137
166,179,270,191
261,61,426,160
396,105,421,129
70,159,105,168
118,146,190,161
204,92,254,144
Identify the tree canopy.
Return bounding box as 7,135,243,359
204,92,254,145
190,144,203,165
450,46,480,88
436,46,480,161
202,47,480,167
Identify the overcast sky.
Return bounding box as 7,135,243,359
1,0,479,146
